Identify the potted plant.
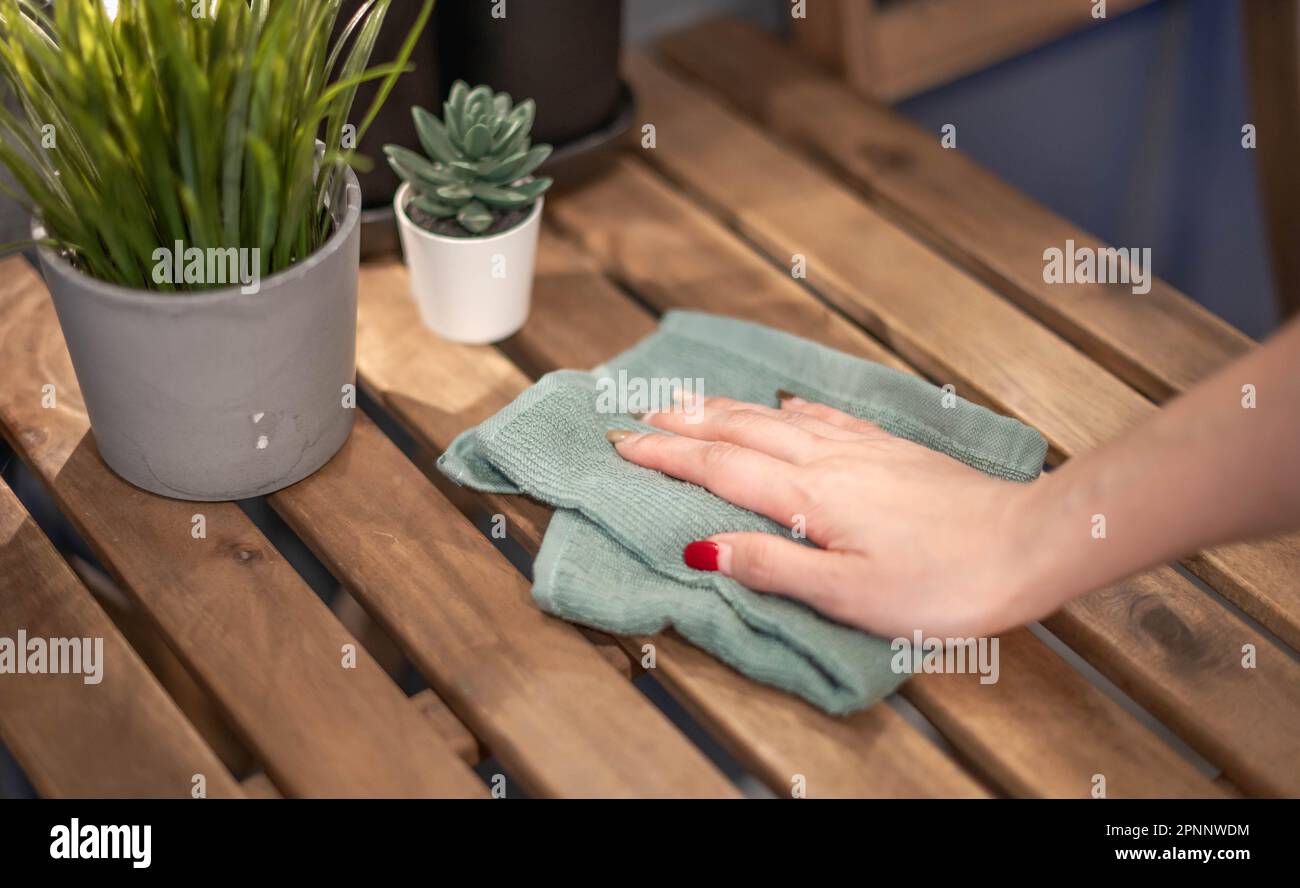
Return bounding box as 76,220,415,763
0,0,434,501
385,81,553,344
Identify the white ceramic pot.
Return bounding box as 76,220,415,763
394,181,542,344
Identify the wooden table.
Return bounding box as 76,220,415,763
2,21,1297,799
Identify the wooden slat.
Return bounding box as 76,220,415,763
0,258,484,799
357,257,987,798
543,153,1300,797
66,552,257,774
630,631,984,798
352,296,554,554
541,163,1229,798
410,689,485,765
236,687,490,798
0,481,243,798
902,631,1225,798
267,411,735,798
789,0,859,75
241,688,486,792
238,772,281,799
659,18,1253,402
625,50,1300,661
577,627,639,680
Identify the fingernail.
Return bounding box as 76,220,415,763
605,429,640,445
684,540,727,572
776,388,803,404
628,411,646,421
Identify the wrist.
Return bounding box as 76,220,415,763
992,470,1083,628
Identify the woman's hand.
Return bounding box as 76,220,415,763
608,317,1300,640
609,393,1041,638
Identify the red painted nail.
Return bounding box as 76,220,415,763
683,540,721,571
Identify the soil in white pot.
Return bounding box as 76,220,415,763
404,199,532,238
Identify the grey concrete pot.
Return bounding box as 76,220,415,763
34,170,362,502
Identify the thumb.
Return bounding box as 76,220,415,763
684,532,862,621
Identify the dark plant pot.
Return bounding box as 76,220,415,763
543,81,637,190
334,1,440,257
436,0,628,180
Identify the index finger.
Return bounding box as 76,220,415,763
609,431,811,531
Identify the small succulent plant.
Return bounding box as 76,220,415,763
385,80,553,235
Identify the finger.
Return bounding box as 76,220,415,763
685,532,867,623
690,395,863,442
640,404,830,464
778,391,888,438
610,431,810,526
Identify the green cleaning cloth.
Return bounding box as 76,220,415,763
438,311,1047,714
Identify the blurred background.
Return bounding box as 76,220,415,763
627,0,1284,338
0,0,1285,336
